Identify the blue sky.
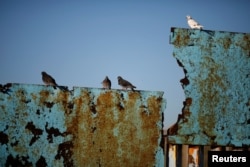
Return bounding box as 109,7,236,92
1,0,250,128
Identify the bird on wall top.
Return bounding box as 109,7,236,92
117,76,136,91
186,15,204,29
41,71,68,91
42,71,58,89
102,76,111,89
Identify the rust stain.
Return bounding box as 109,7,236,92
96,91,113,108
67,89,94,166
142,96,162,145
39,90,51,106
185,98,192,106
172,31,190,47
188,146,199,166
39,90,50,99
56,91,73,114
31,93,37,101
66,90,163,166
242,34,250,50
197,59,222,136
222,37,232,50
115,92,125,112
15,88,29,110
43,101,54,108
1,85,164,166
169,28,250,146
197,57,227,111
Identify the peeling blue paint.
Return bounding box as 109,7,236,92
0,83,165,166
168,28,250,147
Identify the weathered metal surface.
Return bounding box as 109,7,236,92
0,83,165,166
168,28,250,147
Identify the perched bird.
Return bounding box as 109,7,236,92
41,71,69,91
117,76,136,91
42,71,58,89
102,76,111,89
186,15,204,29
41,71,58,89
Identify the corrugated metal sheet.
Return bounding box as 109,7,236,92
168,28,250,147
0,83,165,166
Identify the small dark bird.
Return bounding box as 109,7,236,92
117,76,136,91
102,76,111,89
41,71,69,91
41,71,58,89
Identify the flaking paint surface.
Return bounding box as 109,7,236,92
168,28,250,146
69,88,165,166
0,84,165,166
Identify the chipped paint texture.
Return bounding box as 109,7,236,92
0,84,165,166
169,28,250,146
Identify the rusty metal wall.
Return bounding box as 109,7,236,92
168,28,250,147
0,83,165,166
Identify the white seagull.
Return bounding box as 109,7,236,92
186,15,204,29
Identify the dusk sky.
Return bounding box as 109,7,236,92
1,0,250,128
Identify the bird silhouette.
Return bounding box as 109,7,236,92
41,71,68,91
102,76,111,89
117,76,136,91
41,71,58,89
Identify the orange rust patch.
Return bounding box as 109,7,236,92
67,89,96,165
39,90,50,98
15,89,29,112
65,90,163,166
223,37,232,50
243,34,250,50
173,32,190,47
142,96,162,137
55,91,71,114
31,93,37,101
188,146,199,166
125,91,140,106
96,91,113,108
39,90,50,105
185,98,192,106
